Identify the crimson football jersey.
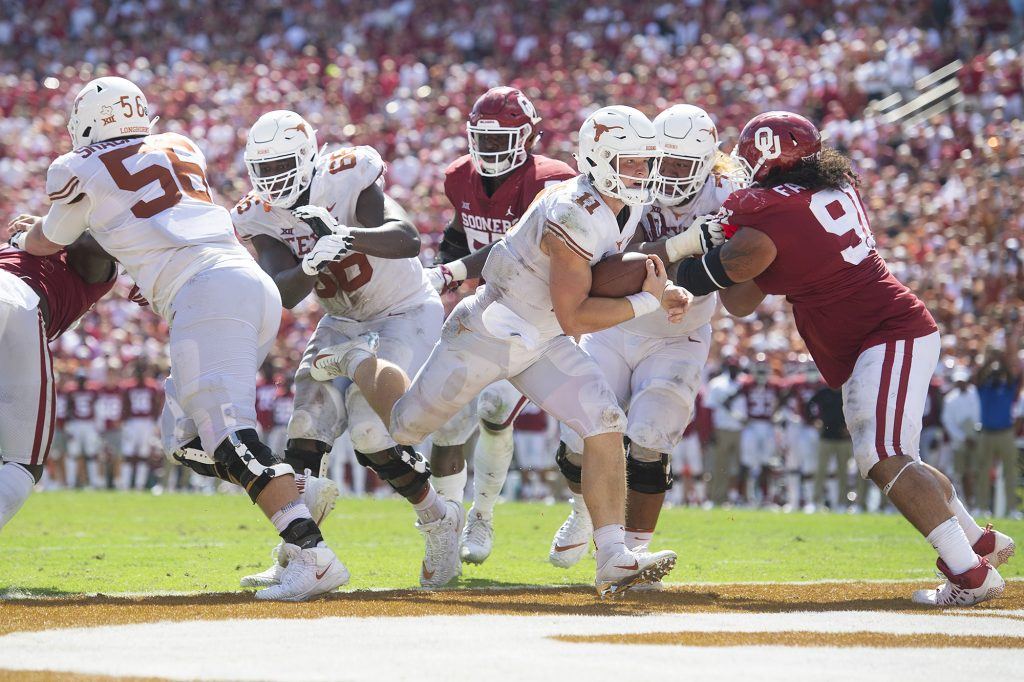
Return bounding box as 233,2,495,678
68,385,99,420
513,403,549,433
738,379,782,421
96,385,124,429
255,380,279,432
0,247,114,340
723,183,936,387
786,377,825,424
122,379,162,419
444,153,576,253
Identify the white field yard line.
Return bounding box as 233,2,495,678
1,612,1022,682
2,577,1023,600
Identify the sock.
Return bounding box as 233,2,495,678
926,516,980,575
472,427,515,515
65,457,78,488
432,467,467,504
948,490,985,545
593,524,627,565
413,485,448,523
271,500,313,533
86,458,101,488
0,462,35,530
624,527,653,550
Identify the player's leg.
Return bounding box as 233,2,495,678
171,266,346,600
460,380,528,564
623,330,707,560
0,302,54,530
429,404,478,503
546,332,632,569
845,333,1004,605
511,337,676,595
83,423,102,489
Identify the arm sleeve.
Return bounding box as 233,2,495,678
42,197,91,246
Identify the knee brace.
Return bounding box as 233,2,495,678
171,437,235,483
214,429,294,503
556,441,582,485
355,445,430,498
284,439,332,477
626,449,673,494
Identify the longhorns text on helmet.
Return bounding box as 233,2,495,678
67,77,155,149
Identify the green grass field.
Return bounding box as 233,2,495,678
2,491,1022,595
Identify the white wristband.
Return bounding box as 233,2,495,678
446,259,468,282
9,231,26,250
626,291,661,318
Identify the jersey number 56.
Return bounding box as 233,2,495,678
99,138,213,219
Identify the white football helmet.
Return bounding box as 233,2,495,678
67,77,154,149
654,104,719,206
244,110,319,208
576,105,660,206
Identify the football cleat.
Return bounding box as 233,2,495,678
548,503,593,569
595,548,677,597
254,543,349,601
911,557,1005,607
417,499,465,588
240,474,340,588
460,508,494,564
309,332,379,382
240,544,287,588
972,524,1015,568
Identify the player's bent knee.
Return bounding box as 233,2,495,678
627,445,673,493
213,429,294,503
349,419,395,454
283,439,331,475
556,441,583,485
355,446,431,498
171,436,235,483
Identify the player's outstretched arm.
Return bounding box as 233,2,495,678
347,184,421,259
250,234,318,309
674,226,776,297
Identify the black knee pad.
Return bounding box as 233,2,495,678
284,439,331,476
171,437,236,483
627,451,673,493
355,445,430,498
555,441,582,485
214,429,294,503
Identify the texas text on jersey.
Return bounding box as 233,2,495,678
444,153,576,253
233,146,434,321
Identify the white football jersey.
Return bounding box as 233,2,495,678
620,173,742,337
232,146,434,322
44,132,253,318
481,175,642,342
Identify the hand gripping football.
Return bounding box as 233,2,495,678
588,252,650,298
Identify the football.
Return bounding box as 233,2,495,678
589,251,650,298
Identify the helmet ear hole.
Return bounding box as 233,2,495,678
81,125,92,139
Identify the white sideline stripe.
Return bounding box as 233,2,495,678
1,612,1022,682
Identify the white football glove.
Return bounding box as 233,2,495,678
292,205,351,238
425,262,467,294
665,215,726,261
8,231,26,250
301,234,353,276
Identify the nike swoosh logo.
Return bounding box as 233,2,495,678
316,561,334,580
326,203,336,214
422,562,434,580
687,336,700,343
554,542,586,553
614,560,639,571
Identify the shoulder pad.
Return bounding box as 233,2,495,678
46,152,84,205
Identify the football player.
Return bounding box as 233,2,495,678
676,110,1016,606
18,77,345,600
231,110,455,588
547,105,745,579
424,86,576,565
0,226,116,530
312,105,690,595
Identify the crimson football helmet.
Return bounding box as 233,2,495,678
733,111,821,183
466,86,541,177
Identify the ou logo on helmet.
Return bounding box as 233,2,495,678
753,126,782,160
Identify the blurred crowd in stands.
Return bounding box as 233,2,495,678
0,0,1021,514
